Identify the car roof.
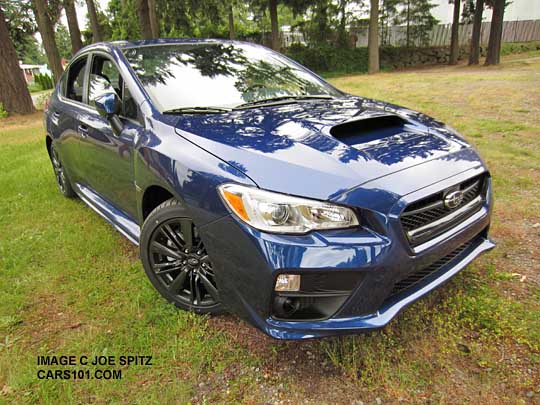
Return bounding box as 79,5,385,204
79,38,257,54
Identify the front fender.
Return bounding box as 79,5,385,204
133,115,256,227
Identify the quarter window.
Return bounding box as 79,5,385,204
65,56,87,103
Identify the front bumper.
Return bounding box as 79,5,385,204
265,234,494,339
200,172,494,340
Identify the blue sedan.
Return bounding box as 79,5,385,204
44,39,494,339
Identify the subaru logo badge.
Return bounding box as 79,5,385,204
444,190,464,209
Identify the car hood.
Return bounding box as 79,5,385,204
174,96,476,202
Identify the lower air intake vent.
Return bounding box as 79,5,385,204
388,239,474,299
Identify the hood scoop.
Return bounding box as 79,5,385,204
329,113,452,153
329,114,410,145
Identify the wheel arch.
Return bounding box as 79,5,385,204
45,135,53,157
140,185,177,221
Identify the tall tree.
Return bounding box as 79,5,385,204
380,0,399,45
55,23,72,60
0,5,34,114
108,0,139,40
228,4,236,39
468,0,484,65
405,0,410,46
2,0,45,63
336,0,348,47
138,0,152,39
395,0,438,47
368,0,379,73
268,0,279,50
64,0,82,53
485,0,504,65
148,0,159,38
32,0,64,82
85,0,102,42
449,0,461,65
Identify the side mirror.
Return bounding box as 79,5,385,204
89,74,123,136
95,91,121,119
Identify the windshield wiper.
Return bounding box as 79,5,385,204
162,106,232,115
234,95,334,110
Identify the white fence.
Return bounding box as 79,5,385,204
353,19,540,47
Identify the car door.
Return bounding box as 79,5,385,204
49,54,90,183
77,52,140,220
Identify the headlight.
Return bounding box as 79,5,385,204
218,183,359,234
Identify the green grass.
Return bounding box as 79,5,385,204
1,52,540,403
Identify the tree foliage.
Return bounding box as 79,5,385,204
82,4,111,42
395,0,439,46
2,0,45,63
55,23,72,60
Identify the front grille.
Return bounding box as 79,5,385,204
401,174,486,246
387,239,474,299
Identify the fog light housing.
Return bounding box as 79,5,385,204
275,274,301,291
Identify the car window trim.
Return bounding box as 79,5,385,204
58,52,93,111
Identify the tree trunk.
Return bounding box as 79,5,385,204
32,0,64,82
148,0,159,38
468,0,484,65
485,0,504,65
337,0,347,47
0,6,34,114
449,0,461,65
368,0,380,74
228,4,235,40
138,0,152,39
406,0,410,47
64,0,83,53
85,0,102,42
269,0,279,50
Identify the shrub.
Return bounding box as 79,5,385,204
500,41,540,56
284,44,456,74
0,103,8,119
284,43,368,74
33,73,54,91
27,82,41,93
284,41,540,75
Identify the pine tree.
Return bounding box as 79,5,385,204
394,0,438,47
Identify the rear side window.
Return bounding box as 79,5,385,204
65,56,87,103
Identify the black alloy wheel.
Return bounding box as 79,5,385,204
141,199,222,314
50,145,76,198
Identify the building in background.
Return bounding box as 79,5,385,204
19,63,51,84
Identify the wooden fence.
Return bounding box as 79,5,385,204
352,19,540,47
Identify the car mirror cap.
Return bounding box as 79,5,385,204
95,92,121,118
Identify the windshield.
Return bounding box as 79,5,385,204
123,42,341,112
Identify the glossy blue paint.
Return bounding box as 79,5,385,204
45,38,495,339
94,91,121,117
263,238,496,339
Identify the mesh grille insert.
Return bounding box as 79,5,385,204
388,239,474,299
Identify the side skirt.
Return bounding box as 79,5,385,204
74,183,141,246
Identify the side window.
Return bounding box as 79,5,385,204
122,82,138,120
88,55,139,121
65,56,87,103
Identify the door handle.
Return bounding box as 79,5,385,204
51,110,61,124
78,125,89,137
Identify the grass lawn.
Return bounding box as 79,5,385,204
1,53,539,403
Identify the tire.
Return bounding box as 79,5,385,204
49,144,76,198
140,198,223,314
